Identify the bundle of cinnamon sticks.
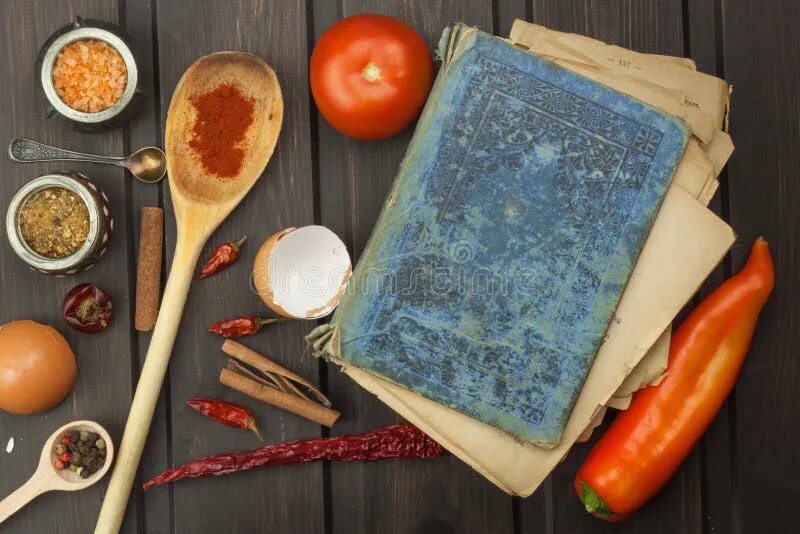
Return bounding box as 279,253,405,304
219,340,339,427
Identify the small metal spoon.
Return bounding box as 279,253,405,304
8,138,166,183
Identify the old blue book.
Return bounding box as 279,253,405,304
308,25,689,447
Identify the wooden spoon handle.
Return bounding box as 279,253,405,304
0,473,48,525
95,237,204,534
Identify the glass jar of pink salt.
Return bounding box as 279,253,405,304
37,17,141,131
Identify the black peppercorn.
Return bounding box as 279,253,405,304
53,428,108,477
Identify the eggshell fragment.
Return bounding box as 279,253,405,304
253,226,351,319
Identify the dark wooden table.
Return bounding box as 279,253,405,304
1,1,797,532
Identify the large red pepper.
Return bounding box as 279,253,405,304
575,238,775,521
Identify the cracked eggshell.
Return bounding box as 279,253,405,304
253,226,351,319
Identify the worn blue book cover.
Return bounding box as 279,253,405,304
308,26,689,447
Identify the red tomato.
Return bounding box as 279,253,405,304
310,14,434,140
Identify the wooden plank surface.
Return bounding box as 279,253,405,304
119,0,173,531
150,1,325,533
685,2,737,533
722,1,800,532
0,1,798,532
0,1,138,532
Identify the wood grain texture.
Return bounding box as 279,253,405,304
685,2,737,533
152,1,324,533
722,0,800,532
0,1,139,532
1,1,799,532
313,1,514,533
119,0,173,531
521,2,703,534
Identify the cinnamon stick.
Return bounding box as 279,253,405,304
135,207,163,331
220,368,340,427
221,339,331,406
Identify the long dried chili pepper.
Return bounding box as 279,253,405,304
186,398,263,441
575,238,775,521
199,236,247,279
208,316,287,338
143,423,442,490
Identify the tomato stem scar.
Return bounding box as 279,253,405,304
362,63,381,82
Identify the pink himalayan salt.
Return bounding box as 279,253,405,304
52,39,128,113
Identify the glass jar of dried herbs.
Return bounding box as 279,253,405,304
18,187,90,258
5,171,114,275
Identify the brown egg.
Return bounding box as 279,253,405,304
0,320,77,414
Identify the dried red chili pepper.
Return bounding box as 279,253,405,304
186,397,263,441
199,236,247,279
208,316,286,338
63,283,113,333
143,423,442,490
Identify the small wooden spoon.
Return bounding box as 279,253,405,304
0,420,114,525
95,52,283,534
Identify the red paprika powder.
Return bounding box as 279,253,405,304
189,83,255,179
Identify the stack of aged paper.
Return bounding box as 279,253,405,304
338,20,736,496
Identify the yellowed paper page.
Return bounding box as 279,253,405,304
673,139,716,199
509,20,729,137
608,325,671,410
508,20,697,71
704,130,735,177
576,406,608,443
338,187,735,496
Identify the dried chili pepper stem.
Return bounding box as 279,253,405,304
199,235,247,279
143,423,442,490
208,315,287,338
245,419,264,442
185,398,263,441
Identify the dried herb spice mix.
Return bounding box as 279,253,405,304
19,187,90,258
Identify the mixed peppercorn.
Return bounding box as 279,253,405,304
53,429,107,478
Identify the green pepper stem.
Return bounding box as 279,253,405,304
579,481,618,520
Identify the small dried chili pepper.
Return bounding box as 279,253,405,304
208,316,286,338
63,283,113,333
199,236,247,279
143,423,442,490
186,397,263,441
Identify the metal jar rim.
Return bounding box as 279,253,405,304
40,26,138,124
6,174,102,272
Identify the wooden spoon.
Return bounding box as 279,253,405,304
0,421,114,525
95,52,283,533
